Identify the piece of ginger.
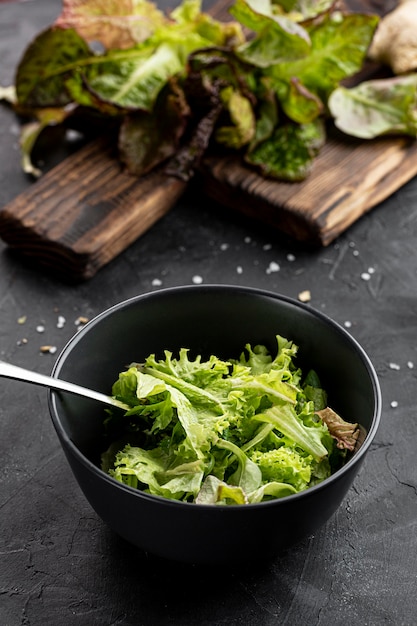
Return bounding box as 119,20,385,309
368,0,417,74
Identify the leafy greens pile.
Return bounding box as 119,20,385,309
2,0,417,182
101,336,359,505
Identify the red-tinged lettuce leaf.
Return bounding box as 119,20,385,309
269,11,379,102
316,407,360,452
118,80,190,176
165,100,223,181
55,0,167,50
15,27,92,107
328,75,417,139
187,47,257,100
65,1,242,112
245,118,325,181
16,1,242,115
231,0,311,67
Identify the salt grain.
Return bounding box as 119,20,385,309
390,400,398,408
407,361,414,369
36,325,45,333
192,275,203,284
360,272,371,281
266,261,280,274
152,278,162,287
57,315,66,329
344,321,352,328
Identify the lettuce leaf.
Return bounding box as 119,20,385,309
245,118,326,181
231,0,311,68
4,0,398,183
55,0,167,50
15,0,242,113
328,75,417,139
118,80,190,175
15,27,92,107
268,12,379,100
102,335,352,505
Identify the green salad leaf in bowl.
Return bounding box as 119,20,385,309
102,335,359,505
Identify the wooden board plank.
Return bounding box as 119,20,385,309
0,0,409,280
0,139,186,280
200,133,417,246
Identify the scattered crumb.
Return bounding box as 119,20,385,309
17,316,27,325
368,267,375,274
192,275,203,284
361,272,371,281
220,243,229,251
263,244,272,251
36,325,45,333
352,250,360,257
390,400,398,409
407,361,414,369
40,345,57,354
75,316,89,326
286,253,296,262
236,266,243,274
344,321,352,328
152,278,162,287
298,290,311,303
17,338,28,346
244,237,251,244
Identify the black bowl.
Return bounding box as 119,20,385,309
48,285,381,564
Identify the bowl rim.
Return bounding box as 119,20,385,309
48,284,382,511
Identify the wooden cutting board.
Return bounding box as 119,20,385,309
0,0,410,281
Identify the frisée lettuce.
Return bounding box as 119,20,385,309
101,335,359,505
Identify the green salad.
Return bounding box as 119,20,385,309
101,335,359,505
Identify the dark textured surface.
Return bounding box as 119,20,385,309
1,1,416,625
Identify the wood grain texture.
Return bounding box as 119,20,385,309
200,134,417,246
0,139,186,279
